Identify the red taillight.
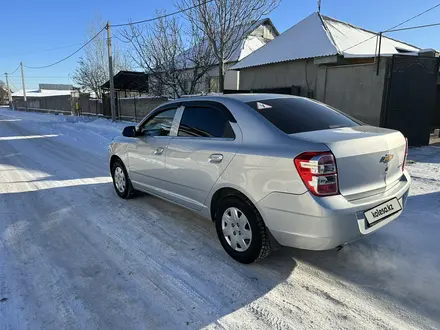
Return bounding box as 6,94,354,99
294,152,339,196
402,137,408,172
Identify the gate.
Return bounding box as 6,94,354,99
381,55,439,146
102,93,119,118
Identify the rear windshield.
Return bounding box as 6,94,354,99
246,98,360,134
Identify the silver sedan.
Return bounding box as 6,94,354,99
109,94,411,263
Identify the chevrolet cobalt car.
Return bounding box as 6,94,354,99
109,94,411,263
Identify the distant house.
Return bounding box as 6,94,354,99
0,85,9,105
206,18,279,93
13,84,73,98
12,83,74,112
102,70,149,99
149,18,279,96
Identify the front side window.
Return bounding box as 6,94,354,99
178,106,235,138
139,108,176,137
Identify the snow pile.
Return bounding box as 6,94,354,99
0,107,130,156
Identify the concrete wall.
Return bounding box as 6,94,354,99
13,95,73,113
238,59,319,97
117,97,168,121
224,70,239,90
87,99,103,116
12,93,167,122
238,57,389,126
316,60,387,126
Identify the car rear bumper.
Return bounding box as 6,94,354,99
257,170,411,250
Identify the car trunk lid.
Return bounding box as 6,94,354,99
293,126,406,199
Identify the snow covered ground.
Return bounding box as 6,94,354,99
0,107,439,329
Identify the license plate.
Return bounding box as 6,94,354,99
364,198,402,225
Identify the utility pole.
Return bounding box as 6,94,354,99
5,73,13,109
106,21,116,122
376,32,382,76
318,0,321,13
20,62,27,110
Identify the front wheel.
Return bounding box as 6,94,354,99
111,160,133,199
215,196,271,263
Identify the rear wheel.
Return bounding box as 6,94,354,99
111,160,133,199
215,196,271,263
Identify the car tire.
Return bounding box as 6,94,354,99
111,159,134,199
215,196,271,264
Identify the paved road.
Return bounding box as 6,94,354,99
0,111,439,329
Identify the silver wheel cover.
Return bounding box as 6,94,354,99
221,207,252,252
114,166,126,193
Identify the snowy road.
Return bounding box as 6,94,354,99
0,108,439,329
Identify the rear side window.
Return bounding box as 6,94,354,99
178,107,235,138
246,98,360,134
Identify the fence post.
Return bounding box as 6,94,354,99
134,95,137,122
117,93,120,120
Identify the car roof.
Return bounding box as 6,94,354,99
166,93,299,106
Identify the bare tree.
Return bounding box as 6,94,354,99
177,0,279,92
120,11,215,98
0,80,8,104
72,16,132,98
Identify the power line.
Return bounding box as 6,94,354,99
110,0,214,27
9,81,19,91
341,2,440,52
3,42,85,59
6,0,213,74
386,21,440,33
6,63,21,75
8,76,72,79
341,35,377,53
23,27,106,69
384,3,440,32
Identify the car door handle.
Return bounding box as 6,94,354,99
154,147,164,155
209,154,223,163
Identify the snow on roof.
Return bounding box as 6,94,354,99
232,13,338,69
232,12,421,70
323,15,419,58
225,17,279,63
228,35,269,63
13,89,72,97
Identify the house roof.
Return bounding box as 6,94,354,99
101,71,148,91
12,89,72,97
227,18,279,63
177,18,279,69
232,12,420,70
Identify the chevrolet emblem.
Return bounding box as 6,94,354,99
380,154,394,163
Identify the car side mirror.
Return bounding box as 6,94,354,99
122,126,137,137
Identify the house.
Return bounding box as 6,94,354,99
12,84,74,112
0,85,10,105
150,18,279,97
232,12,420,97
102,71,149,98
208,18,279,92
101,71,166,119
232,12,439,146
